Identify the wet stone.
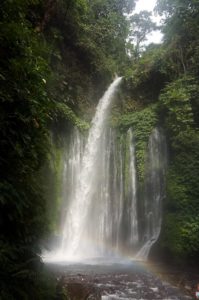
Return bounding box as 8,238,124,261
65,282,101,300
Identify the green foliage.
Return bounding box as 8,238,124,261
54,103,90,131
0,245,56,299
128,10,156,59
159,129,199,259
156,0,199,75
159,76,196,136
118,105,158,180
124,44,171,103
43,0,135,116
156,56,199,262
1,0,199,293
0,0,138,297
43,140,64,233
123,132,131,196
123,0,199,263
0,1,58,298
161,213,199,258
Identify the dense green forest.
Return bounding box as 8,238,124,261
0,0,199,299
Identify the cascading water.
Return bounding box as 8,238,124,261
59,128,84,251
85,129,124,256
127,128,138,247
59,77,122,259
136,128,167,260
45,79,167,262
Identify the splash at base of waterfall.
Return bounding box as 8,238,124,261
42,251,137,265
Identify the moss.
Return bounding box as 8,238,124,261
117,104,158,181
54,102,90,132
43,137,65,233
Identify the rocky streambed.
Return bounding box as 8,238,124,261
46,260,195,300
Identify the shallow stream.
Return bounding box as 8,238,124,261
46,259,194,299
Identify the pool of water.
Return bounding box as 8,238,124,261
46,258,193,300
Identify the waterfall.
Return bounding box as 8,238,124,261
127,128,138,247
45,80,168,262
60,77,122,259
57,125,141,260
136,128,167,260
59,128,84,250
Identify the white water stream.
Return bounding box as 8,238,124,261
136,128,167,259
59,77,122,259
127,128,138,247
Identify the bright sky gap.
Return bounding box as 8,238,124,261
134,0,163,44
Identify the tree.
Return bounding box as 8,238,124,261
128,11,157,59
0,1,56,298
156,0,199,74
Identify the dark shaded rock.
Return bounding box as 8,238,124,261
65,282,101,300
